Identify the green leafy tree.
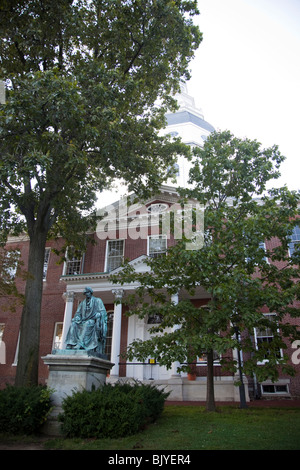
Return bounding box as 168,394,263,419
0,0,201,386
112,130,300,411
0,247,25,311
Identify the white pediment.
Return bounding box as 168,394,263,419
109,255,151,275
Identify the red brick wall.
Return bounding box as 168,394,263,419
0,238,68,386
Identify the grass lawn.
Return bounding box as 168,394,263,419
41,405,300,450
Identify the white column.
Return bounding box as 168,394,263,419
134,317,146,380
171,292,181,377
110,289,123,376
60,291,75,349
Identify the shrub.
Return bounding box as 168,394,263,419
59,381,169,438
127,381,168,424
0,385,53,434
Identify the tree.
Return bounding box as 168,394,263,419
112,130,300,411
0,247,25,312
0,0,202,386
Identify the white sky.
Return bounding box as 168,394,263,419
187,0,300,191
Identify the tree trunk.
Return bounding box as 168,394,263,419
206,349,216,412
15,230,47,387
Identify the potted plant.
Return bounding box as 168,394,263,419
187,362,197,380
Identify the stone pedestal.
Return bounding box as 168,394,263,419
41,350,114,435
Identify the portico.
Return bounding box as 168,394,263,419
59,256,185,385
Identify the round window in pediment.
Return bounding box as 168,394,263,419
147,203,168,213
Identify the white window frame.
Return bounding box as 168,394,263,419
147,235,167,258
197,351,221,366
254,313,283,365
288,225,300,256
261,382,290,395
2,250,20,282
245,241,268,264
43,247,51,281
0,323,5,342
259,242,269,263
52,322,63,350
62,247,84,276
105,240,125,272
12,331,20,366
0,323,5,365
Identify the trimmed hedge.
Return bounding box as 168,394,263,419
58,381,169,438
0,385,53,434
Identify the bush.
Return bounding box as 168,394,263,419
0,385,53,434
59,381,169,438
128,381,168,424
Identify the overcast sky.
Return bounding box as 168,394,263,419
187,0,300,191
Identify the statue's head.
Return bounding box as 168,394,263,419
84,286,93,297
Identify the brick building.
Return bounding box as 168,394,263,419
0,86,299,400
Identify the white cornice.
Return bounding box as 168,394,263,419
6,233,30,244
61,271,110,282
60,255,150,284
